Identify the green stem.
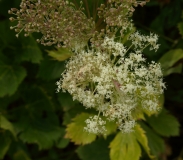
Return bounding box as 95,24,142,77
97,110,101,120
115,44,133,65
84,0,90,18
140,43,150,52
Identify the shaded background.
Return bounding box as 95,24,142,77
0,0,183,160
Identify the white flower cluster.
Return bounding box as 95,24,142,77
56,32,165,134
129,32,160,52
84,115,106,134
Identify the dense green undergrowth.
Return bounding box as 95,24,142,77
0,0,183,160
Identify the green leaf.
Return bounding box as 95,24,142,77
0,132,11,159
22,86,55,112
178,22,183,36
13,150,31,160
15,109,63,150
57,92,78,111
56,138,70,149
56,127,70,149
20,122,63,150
0,115,16,137
17,35,43,63
47,48,73,61
150,0,181,32
162,64,182,77
158,49,183,76
77,137,112,160
16,86,64,149
139,122,165,156
110,131,141,160
0,61,26,97
65,113,96,145
0,20,18,48
145,109,180,137
37,56,65,80
62,102,87,125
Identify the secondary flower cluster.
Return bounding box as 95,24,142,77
9,0,95,48
9,0,149,49
91,0,149,47
56,33,165,134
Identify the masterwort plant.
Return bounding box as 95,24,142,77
56,34,165,134
9,0,165,135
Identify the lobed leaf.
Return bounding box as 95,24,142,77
145,109,180,137
0,115,16,137
20,124,63,150
76,137,112,160
139,122,165,156
37,56,65,81
158,49,183,76
0,61,26,97
0,132,11,159
17,35,43,63
109,124,153,160
13,150,31,160
56,128,70,149
105,120,117,136
109,131,141,160
65,113,96,145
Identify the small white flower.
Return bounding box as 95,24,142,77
84,116,106,134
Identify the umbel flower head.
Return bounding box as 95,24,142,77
56,31,165,134
9,0,149,49
9,0,95,48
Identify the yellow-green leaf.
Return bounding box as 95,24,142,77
109,131,141,160
105,119,117,136
134,124,153,159
47,48,73,61
65,113,96,145
0,132,11,159
110,124,154,160
0,115,16,137
139,122,165,156
13,150,31,160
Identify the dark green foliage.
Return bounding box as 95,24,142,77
77,136,112,160
145,109,180,137
0,61,26,97
0,0,183,160
139,122,165,157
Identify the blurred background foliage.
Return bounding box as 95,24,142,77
0,0,183,160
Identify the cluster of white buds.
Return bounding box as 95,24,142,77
129,31,160,52
56,31,165,134
84,115,106,134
